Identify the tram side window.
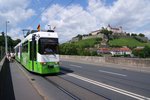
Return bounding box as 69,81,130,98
16,47,19,56
22,41,28,53
30,42,32,60
33,41,36,60
30,41,36,61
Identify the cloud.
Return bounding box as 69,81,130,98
0,0,35,39
88,0,150,31
9,28,23,40
41,4,98,42
41,0,150,43
1,0,150,42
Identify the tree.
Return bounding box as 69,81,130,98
13,39,21,46
0,35,21,52
142,46,150,57
76,34,82,40
59,43,78,55
91,51,97,56
132,46,150,58
100,28,112,42
1,32,5,37
0,36,5,46
138,33,145,37
131,33,137,36
126,33,130,36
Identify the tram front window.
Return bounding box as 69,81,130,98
38,38,59,55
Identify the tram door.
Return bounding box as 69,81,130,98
30,35,36,71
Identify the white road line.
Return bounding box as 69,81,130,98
99,70,127,77
67,73,150,100
69,64,82,68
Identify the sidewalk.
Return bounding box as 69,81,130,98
9,61,43,100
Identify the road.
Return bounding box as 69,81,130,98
60,59,150,100
8,59,150,100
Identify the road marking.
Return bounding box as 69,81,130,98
69,64,82,68
99,70,127,77
67,73,150,100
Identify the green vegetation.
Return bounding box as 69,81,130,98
73,38,101,48
132,46,150,58
0,34,21,57
109,38,150,48
59,38,101,56
59,27,150,58
0,35,21,48
100,28,113,41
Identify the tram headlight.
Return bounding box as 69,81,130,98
40,62,46,65
55,62,59,65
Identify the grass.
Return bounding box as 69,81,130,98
73,38,101,48
109,38,150,48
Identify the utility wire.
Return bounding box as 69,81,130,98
44,0,74,24
27,0,55,28
63,3,99,22
56,3,100,29
27,0,74,28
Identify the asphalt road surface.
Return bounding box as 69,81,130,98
7,59,150,100
60,60,150,100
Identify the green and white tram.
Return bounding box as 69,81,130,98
14,30,60,74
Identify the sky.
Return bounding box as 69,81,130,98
0,0,150,43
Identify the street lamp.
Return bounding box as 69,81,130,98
5,21,9,55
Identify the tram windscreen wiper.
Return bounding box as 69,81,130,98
44,49,56,57
49,51,56,57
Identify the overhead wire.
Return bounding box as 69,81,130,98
42,0,74,28
62,3,100,23
56,2,100,31
26,0,55,28
27,0,74,29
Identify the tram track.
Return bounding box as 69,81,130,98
59,72,111,100
14,60,150,100
44,76,80,100
14,60,108,100
43,70,109,100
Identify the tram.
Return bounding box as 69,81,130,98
14,30,60,74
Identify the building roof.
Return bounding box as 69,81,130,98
98,48,110,53
89,30,101,35
133,46,144,51
111,47,131,52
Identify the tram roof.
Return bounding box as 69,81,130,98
14,31,58,48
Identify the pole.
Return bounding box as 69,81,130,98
5,21,9,55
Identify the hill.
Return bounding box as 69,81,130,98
109,38,150,48
60,38,101,55
72,37,101,48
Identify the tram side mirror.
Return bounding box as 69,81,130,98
32,34,36,41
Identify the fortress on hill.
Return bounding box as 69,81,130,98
107,24,123,34
70,24,126,42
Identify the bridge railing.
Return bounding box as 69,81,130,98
60,55,150,73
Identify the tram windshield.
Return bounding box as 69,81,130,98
38,38,59,55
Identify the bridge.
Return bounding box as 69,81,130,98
0,56,150,100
